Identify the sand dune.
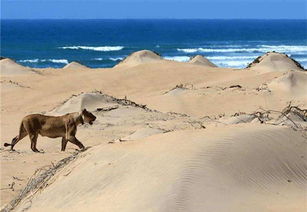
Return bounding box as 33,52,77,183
247,52,305,72
188,55,217,67
268,70,307,97
13,124,307,212
63,62,89,70
1,50,307,211
0,58,36,75
49,92,117,115
115,50,162,68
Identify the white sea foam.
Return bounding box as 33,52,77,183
18,59,69,64
93,57,123,61
177,48,199,53
45,59,69,64
215,60,251,68
164,56,190,62
109,57,124,61
296,58,307,62
59,46,124,51
259,45,307,52
178,45,307,54
178,48,260,53
19,59,39,63
208,56,259,68
178,48,256,53
207,56,256,60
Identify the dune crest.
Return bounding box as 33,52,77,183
246,52,305,72
115,50,162,68
189,55,217,67
0,58,36,75
63,62,89,70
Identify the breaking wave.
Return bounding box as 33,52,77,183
18,59,69,64
109,57,124,61
19,59,39,63
164,56,190,62
93,57,123,61
177,45,307,54
59,46,124,51
207,56,256,60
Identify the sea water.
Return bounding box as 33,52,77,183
1,19,307,68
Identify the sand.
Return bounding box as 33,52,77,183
188,55,217,67
63,62,89,70
115,50,163,68
268,70,307,98
0,59,36,75
13,125,307,212
1,51,306,211
247,52,305,73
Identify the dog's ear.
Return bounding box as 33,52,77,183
82,108,87,114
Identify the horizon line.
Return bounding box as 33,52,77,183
2,18,307,21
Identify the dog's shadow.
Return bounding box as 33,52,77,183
75,146,91,152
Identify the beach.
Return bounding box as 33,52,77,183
1,49,306,211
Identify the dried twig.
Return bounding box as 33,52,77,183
1,151,81,212
258,104,306,129
96,105,119,112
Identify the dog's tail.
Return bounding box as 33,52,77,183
4,136,17,147
4,121,25,148
4,142,12,147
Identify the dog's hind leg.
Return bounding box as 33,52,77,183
29,133,39,152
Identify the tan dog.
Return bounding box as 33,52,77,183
4,109,96,152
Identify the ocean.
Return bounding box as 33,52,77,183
1,19,307,69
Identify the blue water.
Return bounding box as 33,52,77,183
1,19,307,68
